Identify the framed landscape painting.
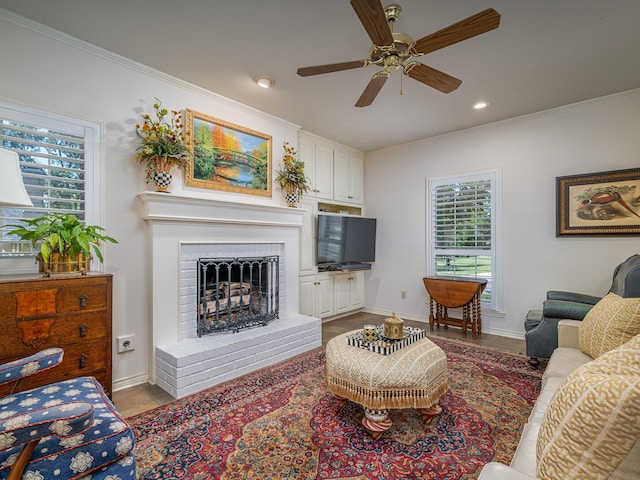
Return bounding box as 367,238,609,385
184,109,272,197
556,168,640,236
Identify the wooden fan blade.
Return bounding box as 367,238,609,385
404,63,462,93
355,72,389,107
350,0,394,47
414,8,501,55
297,60,367,77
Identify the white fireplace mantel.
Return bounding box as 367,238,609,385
138,191,306,227
137,192,312,387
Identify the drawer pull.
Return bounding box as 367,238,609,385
79,354,87,368
79,294,88,308
79,323,87,337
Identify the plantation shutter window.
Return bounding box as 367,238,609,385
429,171,498,310
0,103,98,258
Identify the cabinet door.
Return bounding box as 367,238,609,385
334,273,351,314
299,138,316,195
314,144,334,200
333,150,350,203
348,155,364,204
299,276,316,317
299,199,317,276
316,274,335,318
334,150,364,204
349,271,365,310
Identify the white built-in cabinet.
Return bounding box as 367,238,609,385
334,272,365,314
299,274,335,318
299,132,363,205
299,198,317,276
333,150,364,204
297,132,366,320
298,137,334,200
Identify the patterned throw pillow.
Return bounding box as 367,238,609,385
579,292,640,358
536,335,640,480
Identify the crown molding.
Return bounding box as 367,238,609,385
0,8,300,132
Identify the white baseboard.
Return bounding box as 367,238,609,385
112,373,150,393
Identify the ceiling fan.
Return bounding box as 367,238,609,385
296,0,501,107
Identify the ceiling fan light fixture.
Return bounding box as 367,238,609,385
254,76,275,89
296,1,500,107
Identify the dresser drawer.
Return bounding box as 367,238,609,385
0,311,108,356
56,284,108,313
0,340,110,397
0,284,107,321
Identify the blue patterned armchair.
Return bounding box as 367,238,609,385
0,348,136,479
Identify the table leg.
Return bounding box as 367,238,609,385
429,298,435,331
416,403,443,424
475,291,482,336
362,408,392,440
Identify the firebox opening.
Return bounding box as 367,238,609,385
197,256,279,336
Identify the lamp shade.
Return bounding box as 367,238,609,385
0,148,32,207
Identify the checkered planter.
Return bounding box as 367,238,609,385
153,170,173,192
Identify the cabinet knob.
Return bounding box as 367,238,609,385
79,353,87,368
79,294,88,308
79,323,87,337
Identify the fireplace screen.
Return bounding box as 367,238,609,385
197,256,279,335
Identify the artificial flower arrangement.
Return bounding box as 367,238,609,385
274,141,311,197
135,98,192,183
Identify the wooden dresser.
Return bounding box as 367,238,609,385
0,273,112,397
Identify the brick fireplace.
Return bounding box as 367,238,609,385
138,192,321,398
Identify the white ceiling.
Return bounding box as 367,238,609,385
2,0,640,152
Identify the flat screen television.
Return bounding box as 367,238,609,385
316,214,377,266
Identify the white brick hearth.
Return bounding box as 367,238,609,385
156,314,318,398
138,192,321,398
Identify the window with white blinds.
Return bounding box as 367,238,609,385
0,103,99,258
428,170,498,310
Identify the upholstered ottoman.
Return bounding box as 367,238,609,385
325,329,449,439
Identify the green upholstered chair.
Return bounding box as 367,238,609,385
525,254,640,366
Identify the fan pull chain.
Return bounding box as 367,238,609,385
400,71,403,96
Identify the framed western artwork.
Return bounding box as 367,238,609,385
557,168,640,236
184,109,272,197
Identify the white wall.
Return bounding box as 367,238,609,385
0,11,300,390
3,9,640,388
364,90,640,337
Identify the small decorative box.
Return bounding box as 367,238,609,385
346,325,427,355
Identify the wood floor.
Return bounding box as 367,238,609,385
113,312,525,418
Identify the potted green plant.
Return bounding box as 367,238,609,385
135,97,192,192
7,213,118,274
274,141,310,207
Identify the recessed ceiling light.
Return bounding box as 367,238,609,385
473,101,489,110
254,76,275,89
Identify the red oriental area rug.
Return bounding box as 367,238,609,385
129,336,543,480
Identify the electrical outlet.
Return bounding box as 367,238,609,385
117,334,135,353
401,291,406,299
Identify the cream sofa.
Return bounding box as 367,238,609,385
478,306,640,480
479,317,635,479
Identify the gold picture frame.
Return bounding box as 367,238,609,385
184,109,272,197
557,168,640,236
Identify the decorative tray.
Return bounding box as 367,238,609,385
346,325,427,355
